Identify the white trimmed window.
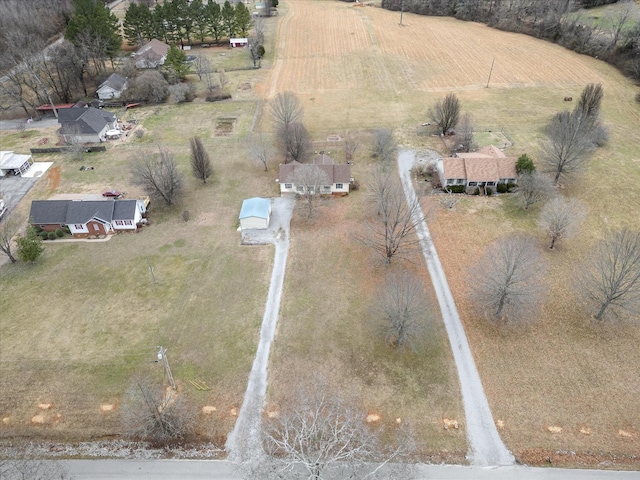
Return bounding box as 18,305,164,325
284,183,292,189
468,182,477,186
335,183,343,189
74,224,84,230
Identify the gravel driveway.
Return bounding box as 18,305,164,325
397,149,514,467
226,197,295,462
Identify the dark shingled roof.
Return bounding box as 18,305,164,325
99,73,127,91
29,200,69,224
66,201,115,224
279,161,351,184
29,199,139,225
58,107,115,135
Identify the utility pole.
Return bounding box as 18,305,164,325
486,58,495,88
157,346,176,390
399,0,404,26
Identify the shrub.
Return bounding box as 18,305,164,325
125,70,169,103
182,210,190,222
497,183,508,193
33,226,43,233
473,187,480,195
636,92,640,104
516,154,536,175
134,129,144,139
55,228,64,237
205,91,232,102
169,83,197,103
446,185,466,193
507,182,517,192
486,187,493,195
39,231,48,239
47,231,57,240
350,179,360,191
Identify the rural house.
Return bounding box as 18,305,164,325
278,155,352,196
57,106,117,144
238,197,271,230
96,73,128,100
29,199,147,238
133,39,170,69
0,151,33,177
437,145,517,192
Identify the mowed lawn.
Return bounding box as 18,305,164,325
0,99,280,444
1,0,639,466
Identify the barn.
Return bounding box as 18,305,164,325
239,197,271,230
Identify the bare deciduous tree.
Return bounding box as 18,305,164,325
246,380,408,480
604,0,639,51
514,171,555,210
576,229,640,322
292,164,330,219
131,148,184,206
454,112,475,153
121,374,196,445
344,133,359,163
429,93,460,135
192,55,211,81
270,91,303,131
279,121,312,164
0,215,19,263
364,167,420,264
376,270,431,348
541,84,606,185
248,133,273,171
189,136,213,184
538,196,585,249
471,235,545,320
372,129,397,166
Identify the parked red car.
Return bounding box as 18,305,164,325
102,190,122,198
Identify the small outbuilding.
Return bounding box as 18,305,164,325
239,197,271,230
96,73,128,100
230,38,249,48
0,151,33,177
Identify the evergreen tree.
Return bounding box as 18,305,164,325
205,1,223,44
190,0,208,43
65,0,121,60
221,1,236,39
16,226,44,263
235,2,252,37
165,44,190,80
123,2,152,47
516,154,536,175
151,3,169,43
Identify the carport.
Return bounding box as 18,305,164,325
0,151,34,177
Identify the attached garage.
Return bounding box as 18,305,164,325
239,197,271,230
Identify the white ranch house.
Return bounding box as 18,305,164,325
96,73,128,100
278,155,352,196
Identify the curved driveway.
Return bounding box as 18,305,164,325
397,150,514,466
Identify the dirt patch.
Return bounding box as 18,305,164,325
215,117,237,136
46,165,61,192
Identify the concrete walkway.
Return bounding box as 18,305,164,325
225,197,295,462
397,150,514,466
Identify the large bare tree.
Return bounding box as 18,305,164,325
538,196,585,249
131,148,184,206
0,215,19,264
376,270,432,348
514,171,555,210
189,136,213,184
454,112,476,153
270,91,303,131
121,374,197,445
279,121,312,163
471,235,545,321
292,164,330,219
363,167,420,264
372,129,397,166
245,380,409,480
248,133,273,171
576,229,640,321
428,93,460,135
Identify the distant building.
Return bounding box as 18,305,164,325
437,145,517,192
96,73,128,100
133,39,170,69
239,197,271,230
57,106,117,143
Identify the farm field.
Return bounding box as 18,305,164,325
0,0,639,468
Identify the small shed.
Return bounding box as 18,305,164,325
230,38,249,48
0,151,33,177
239,197,271,230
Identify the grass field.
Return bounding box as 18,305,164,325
1,0,639,467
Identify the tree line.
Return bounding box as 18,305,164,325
381,0,640,83
123,0,263,48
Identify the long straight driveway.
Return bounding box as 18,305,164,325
397,150,514,466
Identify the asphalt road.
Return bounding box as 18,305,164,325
44,459,640,479
397,150,514,467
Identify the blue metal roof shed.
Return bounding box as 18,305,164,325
239,197,271,230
